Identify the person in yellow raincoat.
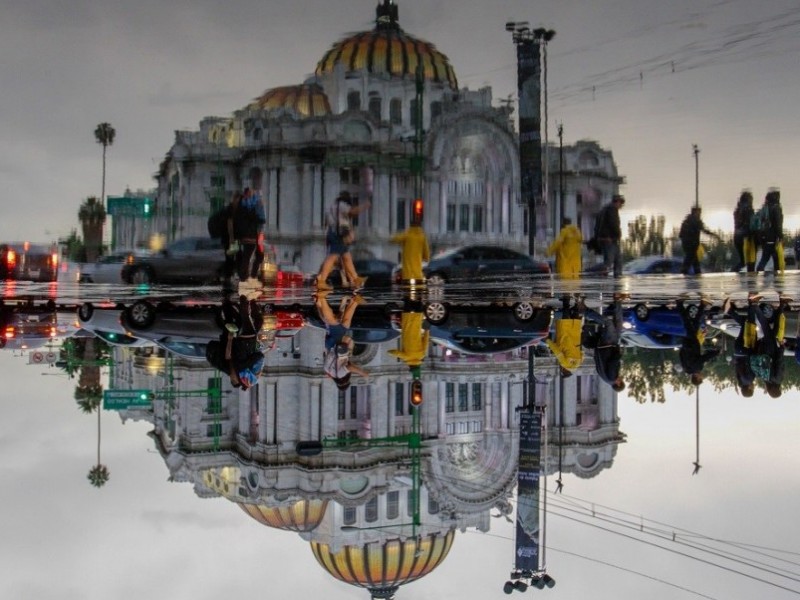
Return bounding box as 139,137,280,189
388,298,430,378
390,213,430,283
546,217,582,278
545,296,584,375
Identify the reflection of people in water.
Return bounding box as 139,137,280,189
583,294,626,391
724,294,789,398
388,298,429,379
206,296,266,389
546,295,584,377
316,291,369,390
677,297,719,386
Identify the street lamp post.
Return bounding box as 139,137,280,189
506,22,555,257
693,143,700,208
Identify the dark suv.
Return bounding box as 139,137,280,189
0,242,59,282
120,237,225,284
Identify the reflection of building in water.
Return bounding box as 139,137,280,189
140,0,620,266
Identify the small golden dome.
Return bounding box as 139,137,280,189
310,530,455,594
315,1,458,90
249,83,332,118
239,499,329,532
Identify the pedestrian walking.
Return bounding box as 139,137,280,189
547,217,583,279
755,189,784,273
205,296,266,389
317,191,370,290
594,195,624,278
390,209,430,283
678,207,720,275
732,190,756,272
546,295,585,377
316,289,369,390
583,294,626,391
234,187,267,291
388,297,430,379
677,297,719,385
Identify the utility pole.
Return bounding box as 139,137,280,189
693,144,700,208
558,123,564,228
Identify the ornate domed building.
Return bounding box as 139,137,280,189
148,0,561,271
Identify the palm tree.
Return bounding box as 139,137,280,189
94,122,115,205
78,197,106,262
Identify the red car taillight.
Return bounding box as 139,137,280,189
4,326,14,340
50,253,59,268
6,249,16,270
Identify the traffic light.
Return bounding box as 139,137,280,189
412,198,423,225
142,198,153,217
410,380,423,406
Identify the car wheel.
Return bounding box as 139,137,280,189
126,300,156,330
78,303,94,322
427,273,446,287
425,301,448,325
634,303,650,321
45,299,56,311
513,301,535,322
687,304,699,319
131,267,153,285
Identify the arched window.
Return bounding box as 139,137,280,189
252,128,262,142
389,98,402,124
248,167,263,190
368,95,382,121
430,101,442,120
347,90,361,111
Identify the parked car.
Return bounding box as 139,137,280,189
119,299,305,355
424,245,550,285
0,301,79,350
622,256,683,275
424,300,553,355
306,301,401,345
0,242,59,282
621,302,706,349
120,237,225,285
78,250,153,284
327,258,398,288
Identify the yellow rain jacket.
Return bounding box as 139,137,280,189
391,225,430,281
545,318,584,371
547,224,583,279
388,311,429,367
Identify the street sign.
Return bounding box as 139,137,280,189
107,196,153,218
103,389,153,411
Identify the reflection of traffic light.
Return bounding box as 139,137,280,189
412,198,423,224
410,380,423,406
142,198,153,217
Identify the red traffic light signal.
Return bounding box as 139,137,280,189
410,380,423,406
412,198,423,224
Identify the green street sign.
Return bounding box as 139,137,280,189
103,389,153,411
107,196,153,218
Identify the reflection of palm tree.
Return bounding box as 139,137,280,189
87,404,109,488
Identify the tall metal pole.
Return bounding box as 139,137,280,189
558,123,564,228
693,144,700,208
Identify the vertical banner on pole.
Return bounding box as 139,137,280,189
516,38,542,251
515,410,542,572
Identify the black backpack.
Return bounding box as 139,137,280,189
208,206,230,239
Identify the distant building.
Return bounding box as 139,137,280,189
142,0,622,272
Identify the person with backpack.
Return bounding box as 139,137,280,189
316,191,370,290
678,206,719,275
755,189,784,273
594,194,625,278
732,190,755,272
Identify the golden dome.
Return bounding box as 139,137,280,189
315,1,458,91
249,83,331,118
310,530,455,596
239,499,329,532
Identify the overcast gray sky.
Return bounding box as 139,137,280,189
2,0,799,242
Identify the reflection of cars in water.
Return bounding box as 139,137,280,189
0,242,59,282
424,300,553,355
78,250,152,284
120,237,226,285
622,256,683,275
424,245,550,285
118,299,305,357
0,301,78,350
708,304,797,356
77,302,152,348
621,303,706,349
